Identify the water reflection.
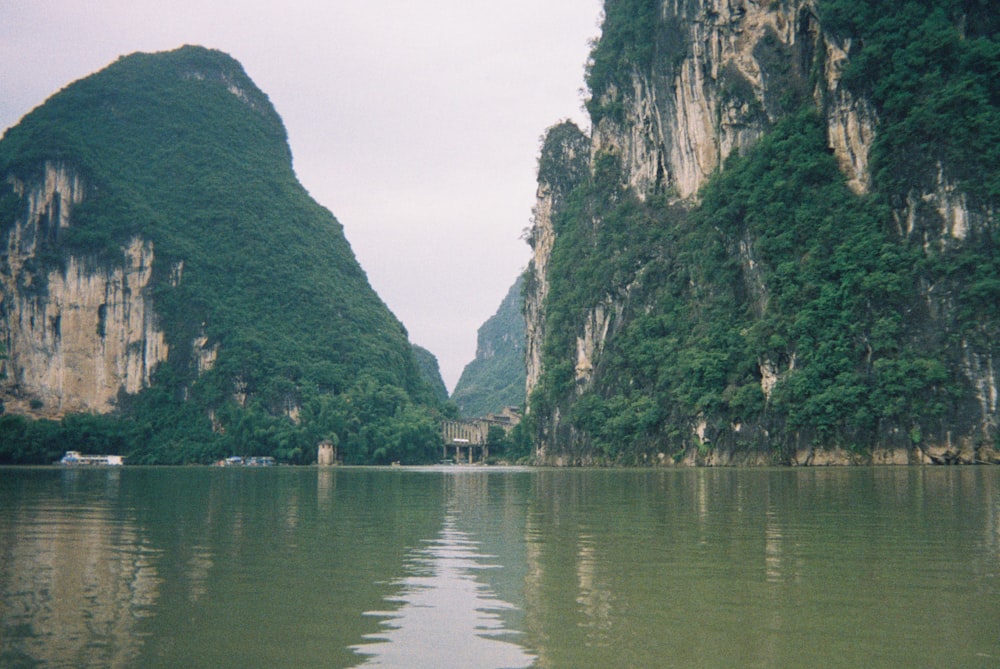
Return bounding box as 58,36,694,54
185,544,213,603
0,470,160,668
2,466,998,668
352,515,535,669
575,536,613,641
317,466,336,509
764,509,784,583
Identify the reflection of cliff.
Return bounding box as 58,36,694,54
520,469,1000,666
0,472,160,667
521,471,599,668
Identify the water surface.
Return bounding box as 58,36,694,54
1,466,998,667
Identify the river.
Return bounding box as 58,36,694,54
1,466,998,668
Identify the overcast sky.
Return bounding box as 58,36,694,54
0,0,602,391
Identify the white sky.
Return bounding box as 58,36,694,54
0,0,602,391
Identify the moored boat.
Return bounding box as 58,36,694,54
58,451,125,466
215,456,276,467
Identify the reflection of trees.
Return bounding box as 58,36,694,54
0,471,160,668
4,466,997,667
522,468,1000,667
987,469,1000,560
132,468,448,668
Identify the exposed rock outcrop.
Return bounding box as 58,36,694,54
524,0,998,464
589,1,875,201
524,122,591,395
0,163,167,418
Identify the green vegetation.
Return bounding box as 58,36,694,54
529,0,1000,462
480,421,532,464
820,0,1000,204
533,109,995,459
536,112,926,458
0,47,447,464
412,344,453,406
451,278,526,418
0,414,118,464
528,0,1000,463
585,0,662,122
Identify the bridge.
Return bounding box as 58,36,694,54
441,420,488,463
440,408,521,464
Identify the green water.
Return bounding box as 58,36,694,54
1,466,998,668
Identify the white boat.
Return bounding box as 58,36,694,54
58,451,125,466
216,455,276,467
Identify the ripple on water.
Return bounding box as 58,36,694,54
351,518,536,669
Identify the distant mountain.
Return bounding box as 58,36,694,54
451,277,526,418
0,46,446,464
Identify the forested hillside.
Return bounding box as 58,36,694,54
413,344,451,404
0,46,449,464
524,0,1000,465
451,277,526,418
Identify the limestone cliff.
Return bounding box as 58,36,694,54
1,163,167,418
524,122,591,396
588,0,872,199
525,0,1000,464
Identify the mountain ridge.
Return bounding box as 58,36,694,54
0,45,450,464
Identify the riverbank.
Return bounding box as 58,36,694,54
534,442,1000,467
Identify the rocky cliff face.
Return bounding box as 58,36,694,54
524,122,591,396
525,0,1000,464
590,0,872,200
1,163,169,418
